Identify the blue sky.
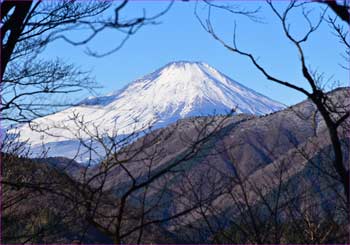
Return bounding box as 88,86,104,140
41,1,348,106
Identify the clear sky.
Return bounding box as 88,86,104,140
41,1,348,106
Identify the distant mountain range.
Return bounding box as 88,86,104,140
8,61,284,162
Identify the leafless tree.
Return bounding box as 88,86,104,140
195,0,350,205
2,110,236,243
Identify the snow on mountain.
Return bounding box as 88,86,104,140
8,61,285,162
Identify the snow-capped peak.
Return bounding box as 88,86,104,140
9,61,285,162
104,60,284,117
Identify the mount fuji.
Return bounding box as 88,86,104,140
8,61,285,162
